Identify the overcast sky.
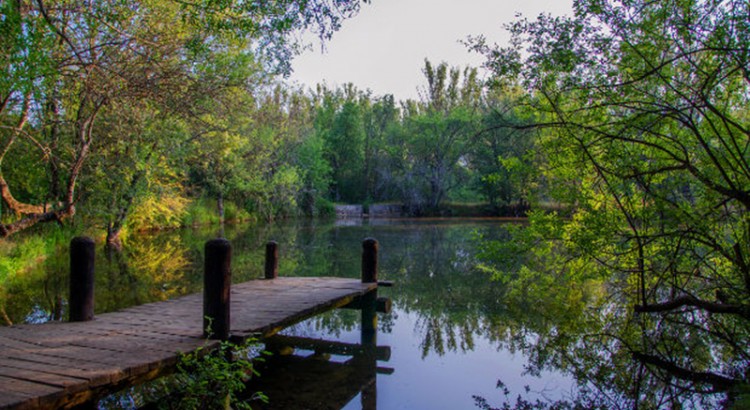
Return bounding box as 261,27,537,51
288,0,573,101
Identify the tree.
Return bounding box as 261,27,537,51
469,86,539,214
472,0,750,400
362,94,401,202
0,0,368,237
85,101,190,248
245,86,310,221
327,98,366,202
399,60,481,213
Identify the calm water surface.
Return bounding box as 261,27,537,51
6,218,572,409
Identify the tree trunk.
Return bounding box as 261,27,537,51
217,191,225,224
105,168,146,252
0,92,44,216
106,222,123,251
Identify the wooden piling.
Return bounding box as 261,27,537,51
204,238,231,339
360,238,379,410
69,236,95,322
361,238,378,284
361,238,378,345
265,241,278,279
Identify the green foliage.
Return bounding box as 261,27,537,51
84,103,192,240
0,224,80,284
126,194,191,232
0,235,50,284
472,0,750,406
389,60,484,213
100,328,271,410
469,86,540,213
183,197,228,227
295,130,332,216
327,99,366,202
152,337,268,410
0,0,365,238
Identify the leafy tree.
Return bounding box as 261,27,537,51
245,86,310,221
362,94,401,202
472,0,750,401
83,101,191,248
295,130,332,215
0,0,368,237
399,60,482,213
469,86,539,214
327,98,366,202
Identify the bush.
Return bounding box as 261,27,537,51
182,197,221,227
102,335,269,410
127,194,190,231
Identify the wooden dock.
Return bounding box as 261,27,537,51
0,277,377,409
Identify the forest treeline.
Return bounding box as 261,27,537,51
0,0,538,246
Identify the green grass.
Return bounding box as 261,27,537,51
182,197,255,227
0,224,81,283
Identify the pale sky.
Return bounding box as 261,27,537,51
289,0,573,101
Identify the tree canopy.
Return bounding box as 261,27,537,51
472,0,750,404
0,0,367,238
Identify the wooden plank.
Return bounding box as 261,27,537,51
0,364,87,395
70,333,210,355
0,375,60,408
2,358,107,391
0,353,123,386
0,390,37,410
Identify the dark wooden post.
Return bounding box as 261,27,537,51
360,238,379,409
70,236,95,322
204,238,231,339
362,238,378,283
361,377,377,410
265,241,278,279
361,238,378,346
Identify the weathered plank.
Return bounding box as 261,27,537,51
0,277,376,410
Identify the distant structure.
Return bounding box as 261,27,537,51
335,204,402,218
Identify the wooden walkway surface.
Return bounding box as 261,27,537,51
0,277,377,409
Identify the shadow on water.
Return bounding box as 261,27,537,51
247,329,389,409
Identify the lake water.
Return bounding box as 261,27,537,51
244,218,574,409
3,218,736,409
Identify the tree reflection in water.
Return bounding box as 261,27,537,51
288,220,749,409
473,220,750,409
2,219,747,408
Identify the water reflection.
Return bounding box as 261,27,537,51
251,320,389,409
2,219,743,408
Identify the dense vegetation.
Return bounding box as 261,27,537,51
0,0,538,250
471,0,750,407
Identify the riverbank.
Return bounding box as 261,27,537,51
334,201,568,218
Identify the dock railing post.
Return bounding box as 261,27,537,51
265,241,278,279
204,238,231,340
361,238,378,345
360,237,379,410
70,236,95,322
362,238,378,284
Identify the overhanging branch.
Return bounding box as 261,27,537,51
635,295,748,317
632,351,737,391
